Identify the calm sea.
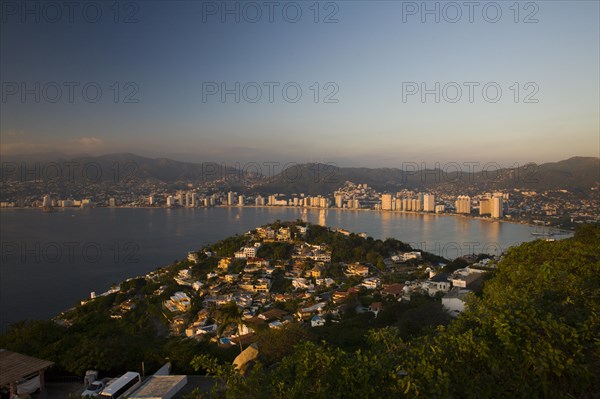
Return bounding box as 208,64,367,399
0,207,549,330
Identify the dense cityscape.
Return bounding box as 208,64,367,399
2,177,597,230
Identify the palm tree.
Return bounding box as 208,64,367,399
217,301,245,353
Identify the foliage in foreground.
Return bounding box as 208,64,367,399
192,225,600,399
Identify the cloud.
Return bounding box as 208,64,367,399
0,135,106,155
72,137,104,147
1,129,26,138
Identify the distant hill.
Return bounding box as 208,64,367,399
2,153,597,193
1,153,255,187
257,157,600,194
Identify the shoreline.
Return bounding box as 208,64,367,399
0,204,575,233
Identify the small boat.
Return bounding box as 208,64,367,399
531,227,556,236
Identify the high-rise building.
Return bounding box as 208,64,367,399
238,195,245,206
479,198,492,215
42,195,52,207
395,198,403,211
423,194,435,212
166,196,175,206
381,194,393,211
455,195,471,214
491,195,504,218
60,199,74,207
228,191,235,206
411,198,421,211
108,198,117,207
148,195,155,206
402,198,409,211
334,193,344,208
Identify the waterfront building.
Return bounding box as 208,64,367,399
455,195,471,214
423,194,435,212
395,198,403,211
492,195,504,219
166,196,175,206
381,194,393,211
479,198,492,215
42,195,52,208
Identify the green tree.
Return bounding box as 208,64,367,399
217,302,246,353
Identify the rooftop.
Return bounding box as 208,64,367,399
129,375,187,398
0,349,54,386
444,287,472,301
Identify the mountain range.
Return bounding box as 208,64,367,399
2,153,598,194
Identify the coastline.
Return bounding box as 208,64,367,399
0,204,574,233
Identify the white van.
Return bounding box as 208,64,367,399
98,372,141,399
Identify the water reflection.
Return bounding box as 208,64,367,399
318,209,327,227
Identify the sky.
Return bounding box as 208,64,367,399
1,0,599,167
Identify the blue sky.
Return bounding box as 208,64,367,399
1,0,599,167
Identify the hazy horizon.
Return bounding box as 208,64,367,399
1,149,597,171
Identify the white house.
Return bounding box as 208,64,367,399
235,243,262,259
311,315,326,327
362,277,381,289
315,278,335,287
442,287,471,317
188,252,200,263
450,267,485,288
292,278,314,291
393,251,422,263
426,273,451,297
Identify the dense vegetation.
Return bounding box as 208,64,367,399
305,224,446,266
0,297,239,377
191,225,600,398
